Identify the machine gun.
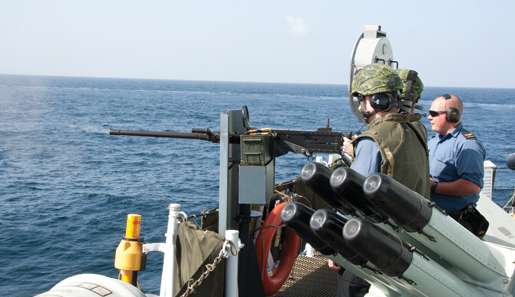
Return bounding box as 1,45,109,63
110,123,353,161
110,107,355,207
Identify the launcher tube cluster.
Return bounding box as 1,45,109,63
282,162,511,297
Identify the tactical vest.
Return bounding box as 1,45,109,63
355,113,431,198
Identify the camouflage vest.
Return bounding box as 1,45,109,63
355,113,430,198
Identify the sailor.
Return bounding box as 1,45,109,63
397,69,425,114
330,64,430,297
427,94,487,235
396,68,428,143
346,64,430,197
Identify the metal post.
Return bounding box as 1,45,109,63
481,160,497,200
160,203,181,297
218,110,245,234
225,230,240,297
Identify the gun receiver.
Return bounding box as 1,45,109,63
109,126,351,158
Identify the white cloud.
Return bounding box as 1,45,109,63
285,16,308,36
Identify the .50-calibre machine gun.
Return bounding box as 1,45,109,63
110,122,352,160
109,106,352,207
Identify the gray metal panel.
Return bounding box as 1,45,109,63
238,161,274,204
218,110,245,235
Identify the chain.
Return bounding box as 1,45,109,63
178,240,235,297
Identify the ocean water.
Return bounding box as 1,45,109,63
1,74,514,296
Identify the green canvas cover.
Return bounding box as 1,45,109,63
174,221,225,297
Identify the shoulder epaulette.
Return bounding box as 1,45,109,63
462,129,476,140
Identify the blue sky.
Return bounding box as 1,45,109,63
2,0,515,88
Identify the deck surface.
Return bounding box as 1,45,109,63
277,255,337,297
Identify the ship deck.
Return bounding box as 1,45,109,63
278,255,337,297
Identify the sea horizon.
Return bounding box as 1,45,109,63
2,72,515,90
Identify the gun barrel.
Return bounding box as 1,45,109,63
110,127,347,156
109,129,227,143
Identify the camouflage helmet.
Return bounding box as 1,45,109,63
397,69,424,101
351,64,402,97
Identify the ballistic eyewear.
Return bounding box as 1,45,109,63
428,110,446,117
355,92,392,103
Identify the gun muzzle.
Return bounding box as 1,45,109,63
330,167,386,222
300,162,353,212
363,174,432,232
280,202,335,255
342,218,412,277
309,209,367,265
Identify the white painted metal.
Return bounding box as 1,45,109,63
402,254,488,297
225,230,241,297
481,160,497,201
143,242,166,253
160,203,182,297
406,209,507,285
478,196,515,249
314,154,342,167
304,243,315,257
331,255,407,297
364,286,389,297
35,274,146,297
353,25,394,70
348,24,396,122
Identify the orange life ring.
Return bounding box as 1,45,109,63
256,202,301,296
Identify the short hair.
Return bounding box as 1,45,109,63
441,94,464,114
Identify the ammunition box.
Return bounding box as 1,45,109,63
240,135,273,166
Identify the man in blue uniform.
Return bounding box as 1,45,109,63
428,94,486,228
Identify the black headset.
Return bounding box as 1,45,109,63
441,94,461,123
369,92,397,111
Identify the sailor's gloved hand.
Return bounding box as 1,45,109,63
339,136,356,167
341,136,355,158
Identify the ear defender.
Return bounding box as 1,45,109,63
441,94,461,123
446,107,461,123
370,93,395,111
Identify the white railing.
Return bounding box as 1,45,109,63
142,203,242,297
